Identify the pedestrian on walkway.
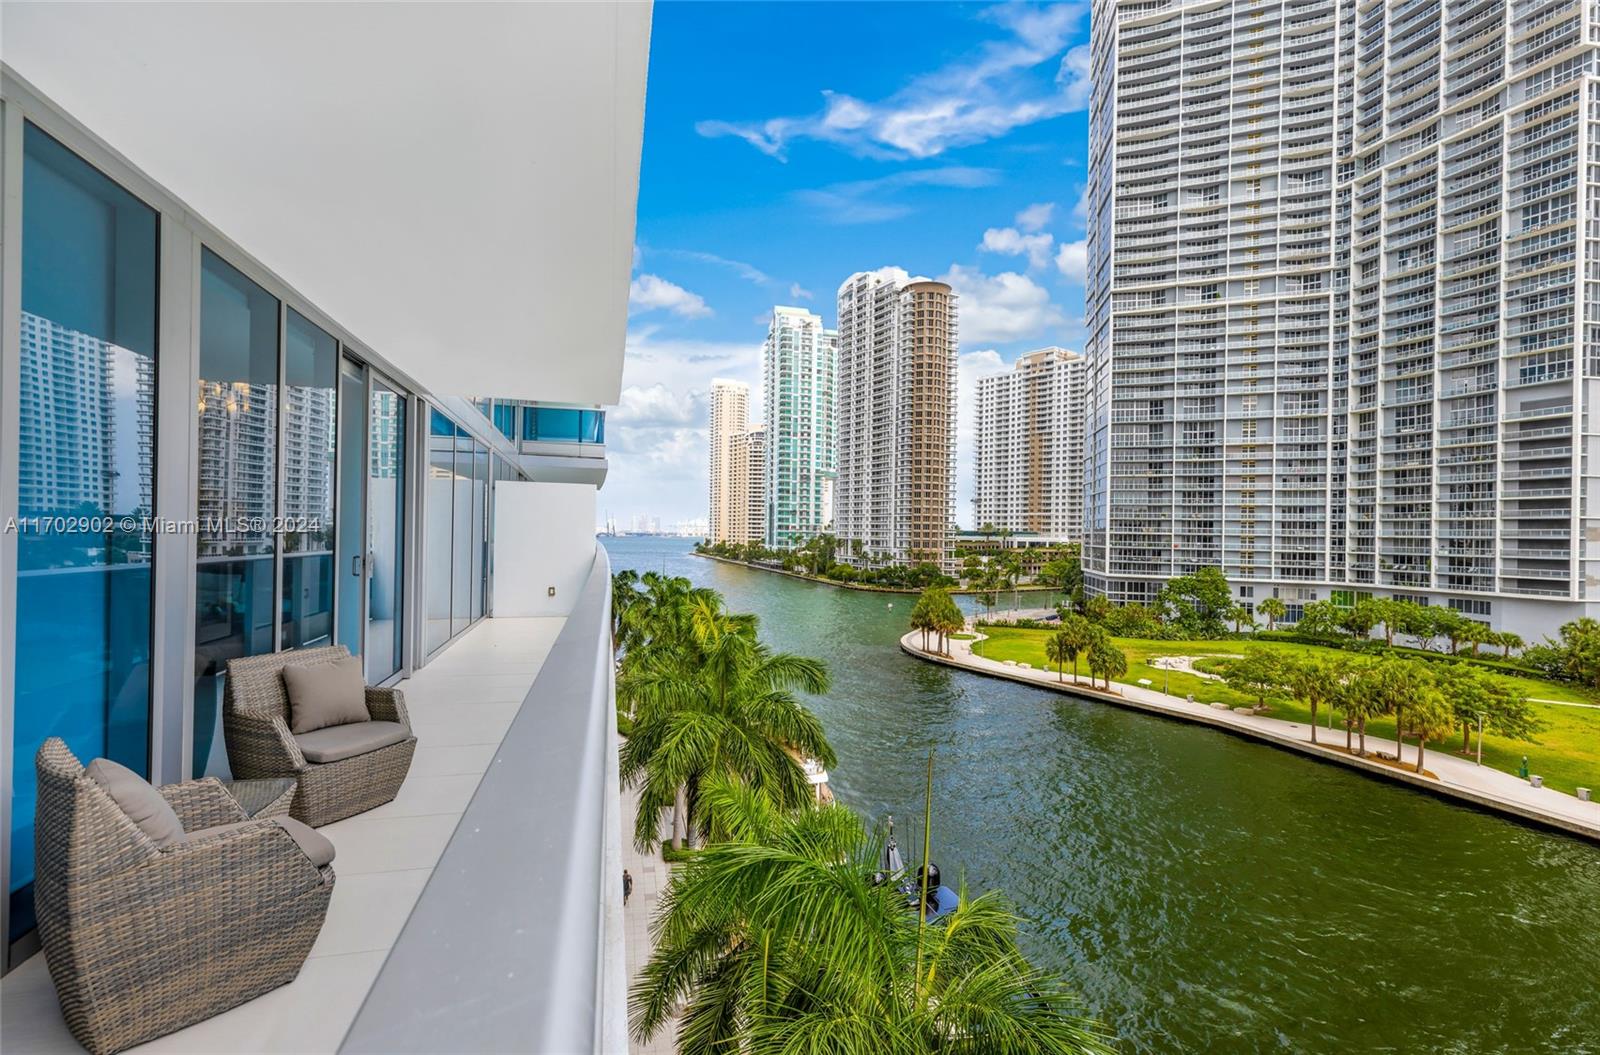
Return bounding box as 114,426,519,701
623,868,633,906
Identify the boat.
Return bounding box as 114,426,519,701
873,815,959,920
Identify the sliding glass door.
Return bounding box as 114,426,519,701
366,380,406,682
334,359,408,682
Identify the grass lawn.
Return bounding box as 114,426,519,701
950,632,977,640
972,627,1600,795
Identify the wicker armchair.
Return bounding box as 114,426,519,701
224,645,416,826
34,738,334,1055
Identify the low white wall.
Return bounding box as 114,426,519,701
492,481,596,617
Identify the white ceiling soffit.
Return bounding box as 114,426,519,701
1,1,650,406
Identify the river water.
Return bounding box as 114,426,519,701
604,535,1600,1053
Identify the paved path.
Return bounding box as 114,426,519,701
906,632,1600,843
620,742,678,1055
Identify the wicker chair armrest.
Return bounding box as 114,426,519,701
365,686,410,729
226,708,305,777
160,778,249,830
144,819,327,894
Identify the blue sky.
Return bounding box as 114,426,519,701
607,1,1092,530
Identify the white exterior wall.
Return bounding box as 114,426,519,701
492,482,598,618
973,348,1087,540
1085,0,1600,637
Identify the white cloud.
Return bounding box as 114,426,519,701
610,383,700,429
939,264,1066,343
980,226,1055,270
1056,239,1089,284
1015,202,1055,232
789,282,814,301
795,167,999,224
663,250,771,286
1071,185,1091,226
697,4,1089,160
628,274,712,319
1056,44,1092,111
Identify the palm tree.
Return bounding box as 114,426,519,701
1045,629,1075,682
631,777,1113,1055
1258,596,1286,632
619,620,834,851
611,569,641,655
1283,655,1343,745
909,588,941,652
1056,614,1095,684
1496,630,1524,659
1087,636,1127,690
934,590,966,655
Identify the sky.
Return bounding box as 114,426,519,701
606,1,1093,530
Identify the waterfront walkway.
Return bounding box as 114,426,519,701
620,750,677,1055
902,631,1600,844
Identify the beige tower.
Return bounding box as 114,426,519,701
707,379,749,543
835,268,957,567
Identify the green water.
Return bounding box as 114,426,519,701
606,536,1600,1053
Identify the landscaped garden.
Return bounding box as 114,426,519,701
970,626,1600,795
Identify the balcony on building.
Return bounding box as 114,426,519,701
0,3,650,1052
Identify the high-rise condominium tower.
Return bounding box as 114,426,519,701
974,348,1088,540
835,268,957,566
738,425,767,546
762,306,838,548
1084,0,1599,634
707,379,749,543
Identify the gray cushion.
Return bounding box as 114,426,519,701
295,720,410,764
185,817,335,868
86,758,184,849
283,656,370,734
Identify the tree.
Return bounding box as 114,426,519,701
1495,630,1525,659
1297,600,1345,640
620,618,835,851
909,587,941,652
1228,603,1256,635
1087,634,1127,690
1045,629,1075,682
1365,657,1433,765
630,778,1114,1055
1558,617,1600,690
1221,649,1283,711
931,588,966,655
1336,661,1387,756
1434,663,1543,755
611,568,642,655
1432,608,1472,655
1343,599,1382,641
1258,596,1286,632
1157,567,1232,637
1283,654,1345,745
1399,683,1454,774
1055,614,1097,684
1461,620,1492,657
1370,598,1400,647
1396,602,1438,651
1083,593,1113,626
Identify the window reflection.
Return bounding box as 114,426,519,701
12,123,158,939
194,249,280,776
281,310,337,649
425,410,457,654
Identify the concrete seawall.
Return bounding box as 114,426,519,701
901,632,1600,846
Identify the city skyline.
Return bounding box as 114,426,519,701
609,2,1094,527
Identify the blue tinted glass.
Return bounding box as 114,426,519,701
280,310,337,649
430,408,456,437
425,430,456,654
534,407,582,441
492,403,516,440
580,410,605,444
12,123,158,938
194,249,280,777
521,406,538,441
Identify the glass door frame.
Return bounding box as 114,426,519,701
332,352,412,686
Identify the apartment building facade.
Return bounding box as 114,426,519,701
835,269,958,566
973,347,1088,540
762,306,837,549
1084,0,1600,634
707,379,750,543
739,424,767,546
